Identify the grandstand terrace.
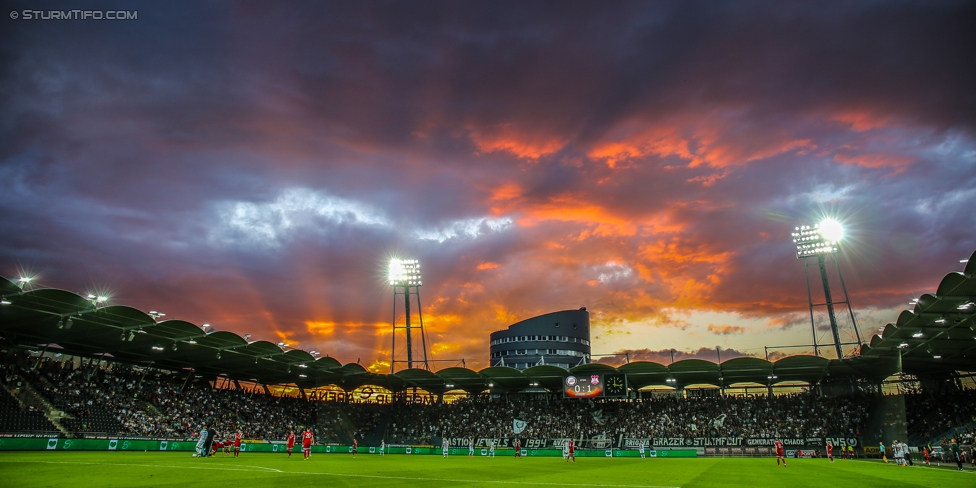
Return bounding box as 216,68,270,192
1,250,974,453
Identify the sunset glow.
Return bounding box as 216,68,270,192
1,2,973,370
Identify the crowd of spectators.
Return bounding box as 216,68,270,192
4,356,318,441
906,389,976,445
384,393,871,444
2,354,973,448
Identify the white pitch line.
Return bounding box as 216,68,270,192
0,460,283,474
849,459,974,474
0,459,676,487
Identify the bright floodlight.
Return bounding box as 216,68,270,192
791,219,844,259
819,219,844,242
389,258,422,286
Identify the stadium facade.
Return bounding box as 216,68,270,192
489,309,590,370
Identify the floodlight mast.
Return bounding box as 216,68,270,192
389,259,430,372
790,220,862,360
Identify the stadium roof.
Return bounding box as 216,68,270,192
1,250,973,393
857,249,976,376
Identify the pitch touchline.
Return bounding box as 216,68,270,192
0,459,676,487
0,460,283,473
849,459,974,474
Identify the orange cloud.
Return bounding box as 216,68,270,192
588,118,814,169
766,315,806,330
476,262,499,270
707,323,745,335
686,170,730,187
507,194,684,238
588,125,694,167
832,152,913,173
273,329,300,347
366,359,389,374
305,321,336,336
637,238,735,308
488,183,523,203
469,124,566,159
832,111,892,132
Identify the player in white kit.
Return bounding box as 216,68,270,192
194,427,207,457
468,438,475,457
563,440,570,459
488,440,495,457
639,440,646,459
442,438,449,458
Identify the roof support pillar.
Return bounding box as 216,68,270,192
263,384,272,396
32,343,50,370
181,371,193,392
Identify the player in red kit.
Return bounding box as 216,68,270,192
234,430,243,458
352,438,358,457
775,439,786,466
567,439,576,463
302,428,314,460
514,439,521,458
826,441,834,463
286,431,296,458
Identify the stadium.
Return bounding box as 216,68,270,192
2,249,975,486
3,2,975,487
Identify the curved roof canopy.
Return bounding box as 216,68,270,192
2,251,973,394
857,248,976,376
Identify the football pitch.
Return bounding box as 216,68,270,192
0,452,970,487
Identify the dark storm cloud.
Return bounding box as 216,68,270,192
1,1,974,369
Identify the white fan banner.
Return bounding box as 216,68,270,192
513,418,527,434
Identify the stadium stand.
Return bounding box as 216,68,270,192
0,363,61,435
0,250,973,452
2,351,973,454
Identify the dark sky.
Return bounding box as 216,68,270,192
2,1,974,371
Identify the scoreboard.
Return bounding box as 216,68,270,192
563,373,627,398
563,374,603,398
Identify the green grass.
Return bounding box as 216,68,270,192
0,452,970,487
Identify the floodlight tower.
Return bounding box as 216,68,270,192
791,219,862,360
389,258,430,372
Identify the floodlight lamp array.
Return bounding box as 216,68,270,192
791,223,841,258
389,258,422,286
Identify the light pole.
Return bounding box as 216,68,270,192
389,258,429,372
791,219,861,360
